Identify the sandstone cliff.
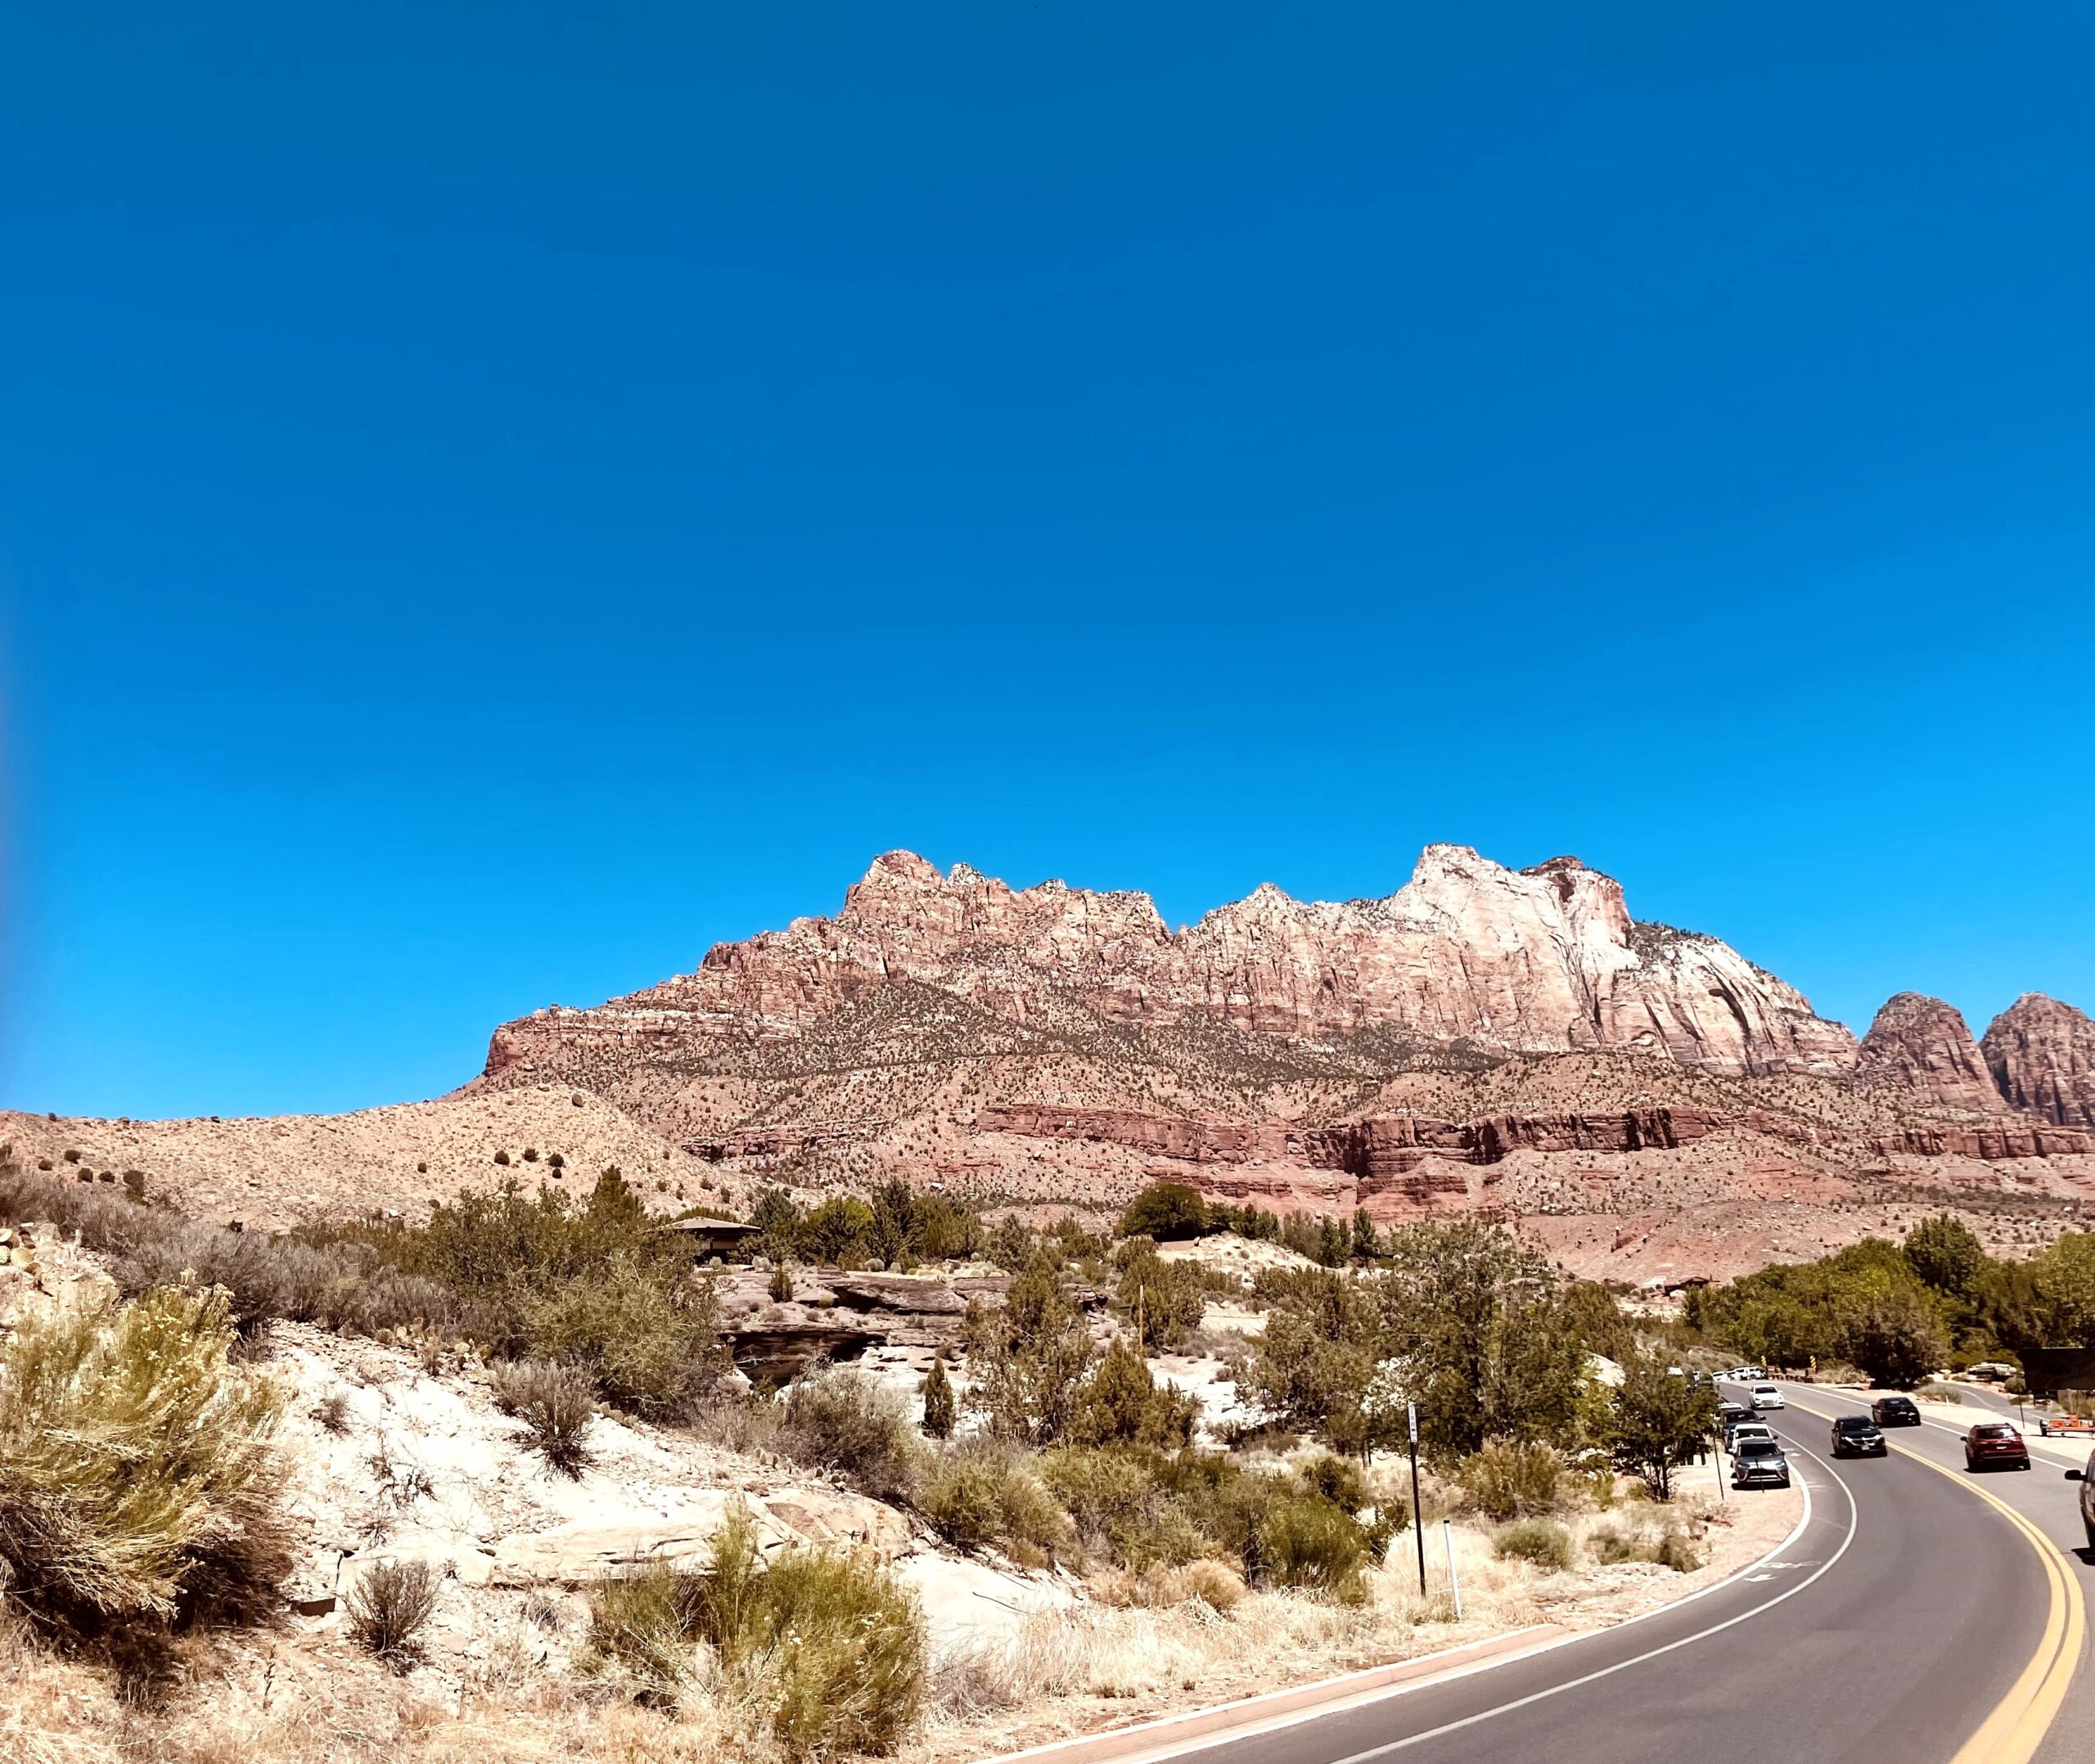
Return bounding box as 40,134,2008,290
1983,993,2095,1129
1854,992,2005,1115
486,844,1857,1081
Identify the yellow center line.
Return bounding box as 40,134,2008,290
1783,1392,2085,1764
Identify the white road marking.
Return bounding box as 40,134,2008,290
1313,1451,1863,1764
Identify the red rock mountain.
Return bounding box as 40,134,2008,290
1855,992,2005,1115
1984,994,2095,1128
488,845,1857,1080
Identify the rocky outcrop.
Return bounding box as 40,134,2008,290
1984,994,2095,1129
1855,993,2004,1114
484,845,1857,1080
1866,1122,2095,1160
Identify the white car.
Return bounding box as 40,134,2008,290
1750,1384,1785,1411
1729,1422,1777,1451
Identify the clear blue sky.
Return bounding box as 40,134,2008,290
7,4,2093,1120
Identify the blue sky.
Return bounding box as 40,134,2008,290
6,4,2093,1119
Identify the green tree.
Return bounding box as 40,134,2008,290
1351,1208,1381,1260
1068,1339,1198,1447
1904,1214,1986,1299
2034,1233,2095,1344
1606,1352,1717,1501
1113,1244,1206,1350
969,1253,1095,1446
869,1177,919,1267
1834,1285,1949,1388
1119,1182,1209,1242
920,1358,955,1441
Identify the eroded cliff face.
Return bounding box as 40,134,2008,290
1855,992,2004,1115
487,844,1856,1079
1983,993,2095,1129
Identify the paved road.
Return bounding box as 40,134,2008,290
1773,1379,2095,1764
1151,1394,2056,1764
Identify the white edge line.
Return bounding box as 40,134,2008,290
1036,1456,1831,1764
1315,1447,1861,1764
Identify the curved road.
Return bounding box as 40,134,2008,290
1118,1387,2075,1764
1771,1379,2095,1764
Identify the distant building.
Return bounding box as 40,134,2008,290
662,1217,763,1262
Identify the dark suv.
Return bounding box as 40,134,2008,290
1872,1395,1922,1427
1831,1415,1887,1458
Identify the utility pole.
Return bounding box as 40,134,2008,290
1408,1402,1426,1598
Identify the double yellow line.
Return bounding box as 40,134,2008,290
1787,1394,2084,1763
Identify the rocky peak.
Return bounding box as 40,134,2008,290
1983,992,2095,1128
1856,992,2003,1114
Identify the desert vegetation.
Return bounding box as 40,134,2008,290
1686,1210,2095,1385
0,1157,1761,1763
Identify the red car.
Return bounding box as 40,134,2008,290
1963,1422,2030,1472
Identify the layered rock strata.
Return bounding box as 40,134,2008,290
1983,994,2095,1129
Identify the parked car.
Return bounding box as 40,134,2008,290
1830,1415,1887,1458
1967,1361,2016,1384
2064,1449,2095,1550
1964,1422,2031,1472
1718,1399,1751,1431
1872,1395,1922,1427
1732,1438,1791,1489
1750,1384,1785,1411
1730,1422,1777,1452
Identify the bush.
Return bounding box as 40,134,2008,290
769,1262,795,1303
779,1365,921,1501
1589,1520,1700,1572
590,1504,926,1758
0,1282,292,1631
1493,1518,1575,1571
1119,1183,1209,1241
1069,1340,1200,1449
1457,1439,1567,1522
583,1559,706,1694
347,1558,441,1664
921,1357,956,1440
1299,1452,1367,1513
1113,1247,1209,1350
490,1358,597,1478
1249,1495,1368,1597
921,1445,1069,1562
515,1254,719,1415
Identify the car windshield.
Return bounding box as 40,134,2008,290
1881,1399,1916,1411
1836,1419,1873,1432
1975,1425,2016,1439
1738,1442,1781,1457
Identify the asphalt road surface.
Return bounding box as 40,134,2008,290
1152,1392,2061,1764
1773,1379,2095,1764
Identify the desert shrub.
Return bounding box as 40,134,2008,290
1588,1520,1700,1572
1248,1495,1368,1596
1457,1439,1568,1521
0,1282,292,1631
768,1262,795,1303
1037,1446,1209,1570
1298,1452,1367,1513
921,1357,956,1439
750,1546,926,1757
490,1358,597,1477
313,1391,352,1434
1069,1339,1200,1448
1493,1518,1575,1571
493,1150,511,1166
921,1444,1070,1562
513,1253,720,1415
591,1504,926,1757
779,1364,921,1501
1183,1557,1247,1613
347,1558,441,1664
1113,1245,1210,1350
583,1559,706,1693
1917,1381,1964,1403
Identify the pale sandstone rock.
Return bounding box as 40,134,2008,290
484,845,1856,1080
